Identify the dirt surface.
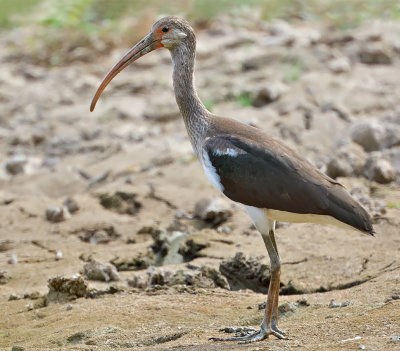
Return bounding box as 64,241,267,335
1,16,400,351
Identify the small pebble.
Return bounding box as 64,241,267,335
55,251,63,261
8,254,18,265
329,299,352,308
46,206,70,223
5,155,27,175
340,336,361,343
66,304,73,311
384,295,400,303
63,197,80,214
83,260,120,282
389,335,400,343
9,293,21,301
217,226,231,234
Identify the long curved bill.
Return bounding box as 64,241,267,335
90,32,161,112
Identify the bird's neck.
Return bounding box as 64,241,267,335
170,44,209,154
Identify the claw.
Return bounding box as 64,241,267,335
270,329,287,340
210,329,268,343
271,322,287,337
210,326,287,343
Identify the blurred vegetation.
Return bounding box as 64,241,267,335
1,0,400,31
1,0,399,66
282,59,305,83
236,92,252,108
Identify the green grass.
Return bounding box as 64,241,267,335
0,0,42,27
281,59,305,83
236,92,252,107
202,99,215,112
2,0,400,31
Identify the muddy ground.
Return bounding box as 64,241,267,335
1,15,400,351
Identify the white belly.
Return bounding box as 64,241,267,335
200,151,224,192
249,206,358,232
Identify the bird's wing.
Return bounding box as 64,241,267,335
203,135,373,234
203,135,330,213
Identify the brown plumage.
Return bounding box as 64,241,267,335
91,16,374,344
205,117,374,234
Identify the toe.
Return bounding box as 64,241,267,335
270,329,287,339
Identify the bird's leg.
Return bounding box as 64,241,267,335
268,225,286,336
259,223,286,339
210,213,286,343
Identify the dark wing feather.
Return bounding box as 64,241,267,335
204,135,374,234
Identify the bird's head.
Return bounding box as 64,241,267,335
90,16,194,112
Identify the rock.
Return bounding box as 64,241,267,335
47,275,88,302
326,142,367,178
0,240,15,252
24,291,41,300
73,224,120,244
199,266,229,289
194,198,232,226
0,270,11,284
321,103,351,122
25,303,34,311
278,301,298,315
250,82,288,107
98,191,142,215
328,57,351,73
11,346,25,351
8,254,18,264
31,128,47,145
63,197,79,214
382,147,400,181
46,206,70,223
86,285,124,299
83,260,120,282
127,265,228,290
350,187,386,220
66,330,93,345
110,252,153,271
358,44,392,64
279,280,307,295
88,170,111,187
385,125,400,149
328,299,352,308
384,295,399,303
364,153,395,184
55,251,63,261
151,229,187,266
389,335,400,343
178,236,209,262
351,120,387,152
296,297,310,306
5,155,27,175
9,293,22,301
219,252,272,294
351,119,400,152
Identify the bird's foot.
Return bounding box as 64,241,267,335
209,326,286,344
271,321,286,337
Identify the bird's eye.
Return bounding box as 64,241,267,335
162,26,169,32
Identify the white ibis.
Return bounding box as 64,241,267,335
91,17,374,343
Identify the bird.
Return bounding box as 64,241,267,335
90,16,374,344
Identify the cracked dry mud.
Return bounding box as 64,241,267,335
1,16,400,351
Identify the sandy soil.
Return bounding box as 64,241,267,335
1,16,400,351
